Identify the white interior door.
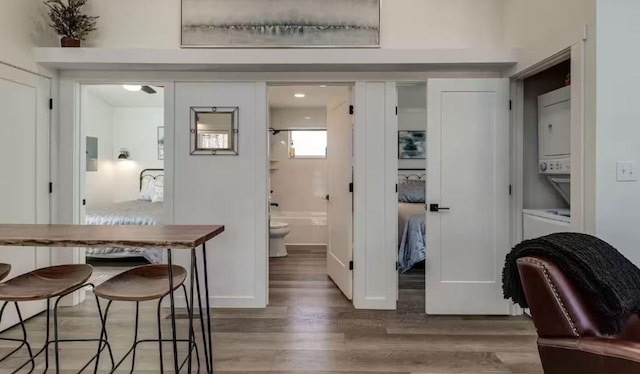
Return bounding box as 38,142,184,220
326,88,353,300
0,65,50,330
353,82,398,310
426,79,511,315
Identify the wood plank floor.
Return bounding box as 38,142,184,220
0,246,542,373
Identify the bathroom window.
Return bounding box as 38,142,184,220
289,130,327,158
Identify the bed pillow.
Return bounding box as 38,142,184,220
151,184,164,203
398,180,425,203
139,178,156,201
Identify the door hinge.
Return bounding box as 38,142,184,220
509,184,512,196
349,105,354,115
396,261,400,271
48,182,53,194
49,98,53,110
349,260,354,270
82,199,86,206
395,106,398,115
509,100,512,111
349,182,353,193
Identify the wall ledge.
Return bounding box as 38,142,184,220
34,47,519,72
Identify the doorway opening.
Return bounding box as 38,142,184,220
267,84,354,305
396,82,427,311
79,83,165,286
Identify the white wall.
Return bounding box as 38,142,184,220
82,89,115,208
505,0,596,72
173,82,268,308
595,0,640,265
81,0,507,49
269,108,327,213
112,108,164,202
0,0,56,71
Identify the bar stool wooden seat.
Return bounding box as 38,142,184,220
94,264,199,373
0,264,114,374
0,264,11,282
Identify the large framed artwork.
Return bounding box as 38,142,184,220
181,0,381,48
398,131,426,159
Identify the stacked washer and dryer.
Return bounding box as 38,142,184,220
523,86,572,240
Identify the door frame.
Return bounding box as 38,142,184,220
509,44,587,314
56,71,504,309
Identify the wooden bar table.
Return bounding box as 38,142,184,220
0,224,224,374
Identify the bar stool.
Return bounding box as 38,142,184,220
0,264,114,374
94,264,199,373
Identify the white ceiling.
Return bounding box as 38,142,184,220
86,85,164,108
268,85,350,108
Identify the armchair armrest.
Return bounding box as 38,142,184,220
619,315,640,343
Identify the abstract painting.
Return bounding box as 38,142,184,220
181,0,380,47
398,131,426,159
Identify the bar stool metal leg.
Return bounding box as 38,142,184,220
130,302,140,374
156,297,165,374
0,301,35,373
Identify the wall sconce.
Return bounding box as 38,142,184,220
117,148,130,160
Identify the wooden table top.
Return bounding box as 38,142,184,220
0,224,224,249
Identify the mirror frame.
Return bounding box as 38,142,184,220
190,106,239,155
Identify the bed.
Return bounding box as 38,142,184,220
397,172,426,272
85,169,164,264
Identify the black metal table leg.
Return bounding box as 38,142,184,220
166,249,180,373
187,248,196,373
201,242,214,372
192,247,211,373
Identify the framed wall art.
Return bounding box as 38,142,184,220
398,130,426,159
181,0,381,48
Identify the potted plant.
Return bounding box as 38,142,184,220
45,0,98,47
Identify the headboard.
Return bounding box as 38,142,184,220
398,168,426,181
140,169,164,190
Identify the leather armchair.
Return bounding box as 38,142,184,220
516,256,640,373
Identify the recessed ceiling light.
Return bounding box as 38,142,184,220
304,116,311,120
319,85,328,88
123,85,142,92
294,93,306,98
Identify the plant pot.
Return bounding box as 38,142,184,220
60,36,81,48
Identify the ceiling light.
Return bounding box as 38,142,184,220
123,85,142,92
319,85,328,88
294,93,306,98
304,117,311,120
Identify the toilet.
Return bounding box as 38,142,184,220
269,221,291,257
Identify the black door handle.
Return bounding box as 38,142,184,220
429,203,450,212
324,194,330,201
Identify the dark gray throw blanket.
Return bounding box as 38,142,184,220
503,232,640,335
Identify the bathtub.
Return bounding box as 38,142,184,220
270,211,327,245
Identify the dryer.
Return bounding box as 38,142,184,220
538,85,571,175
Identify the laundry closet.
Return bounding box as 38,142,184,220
521,60,573,240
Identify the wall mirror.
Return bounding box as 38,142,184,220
190,106,239,155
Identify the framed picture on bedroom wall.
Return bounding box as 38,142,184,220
157,127,165,160
398,130,426,159
180,0,381,48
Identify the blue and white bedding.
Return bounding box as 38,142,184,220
398,202,426,273
85,200,164,264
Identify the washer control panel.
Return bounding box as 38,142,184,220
539,158,571,174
